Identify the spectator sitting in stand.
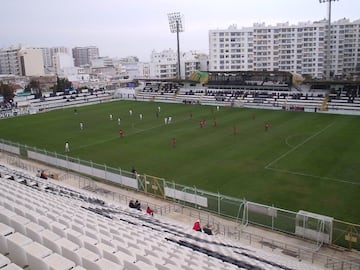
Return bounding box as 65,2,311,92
202,224,213,235
146,206,154,216
192,220,202,232
134,200,141,210
40,170,48,179
129,200,135,208
129,200,141,210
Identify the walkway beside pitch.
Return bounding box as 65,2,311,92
1,152,359,269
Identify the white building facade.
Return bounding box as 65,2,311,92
209,19,360,79
149,49,209,80
42,47,72,74
0,45,44,76
53,52,75,75
0,45,22,75
19,47,45,76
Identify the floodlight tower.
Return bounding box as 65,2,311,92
319,0,339,80
168,12,184,81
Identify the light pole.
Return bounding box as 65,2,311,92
319,0,339,80
167,12,184,81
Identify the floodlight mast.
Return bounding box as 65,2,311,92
319,0,339,80
168,12,184,81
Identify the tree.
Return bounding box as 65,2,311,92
0,83,16,104
54,77,72,93
24,79,42,98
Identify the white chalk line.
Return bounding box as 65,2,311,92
265,122,334,169
266,167,360,186
265,121,360,186
284,135,295,148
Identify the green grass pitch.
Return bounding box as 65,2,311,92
1,100,360,223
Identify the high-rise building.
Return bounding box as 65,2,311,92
149,49,208,80
0,45,22,75
72,46,99,67
42,47,72,73
0,45,45,76
19,47,45,76
209,18,360,79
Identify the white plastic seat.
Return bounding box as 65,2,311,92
72,217,85,227
86,242,116,257
1,263,23,269
2,200,15,212
0,253,11,268
25,221,45,243
134,254,157,269
0,222,14,254
83,257,122,270
56,237,79,256
25,242,52,270
71,266,87,270
71,223,85,234
64,228,82,246
13,204,28,217
51,221,67,237
143,249,165,265
24,209,42,223
10,215,31,235
102,249,124,266
123,260,142,270
155,263,172,270
84,227,99,240
68,247,100,266
38,215,54,230
0,207,17,226
100,238,116,248
46,211,58,221
7,232,33,268
79,234,97,248
39,229,62,253
43,252,76,270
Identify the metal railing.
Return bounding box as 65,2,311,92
1,141,360,269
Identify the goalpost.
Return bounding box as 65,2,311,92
295,210,333,248
143,174,165,198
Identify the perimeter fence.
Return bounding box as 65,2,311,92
1,138,359,257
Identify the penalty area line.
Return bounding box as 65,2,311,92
265,122,335,169
266,167,360,186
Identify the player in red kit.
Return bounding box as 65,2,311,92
119,129,124,137
172,138,177,148
265,122,270,131
233,126,237,135
199,120,204,128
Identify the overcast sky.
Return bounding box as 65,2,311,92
1,0,359,61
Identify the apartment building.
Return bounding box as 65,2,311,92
19,47,45,76
0,45,22,75
149,49,208,80
42,47,72,73
0,45,45,76
72,46,99,67
209,19,360,79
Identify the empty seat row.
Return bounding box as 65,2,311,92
0,168,325,270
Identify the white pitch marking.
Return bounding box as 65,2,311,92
265,122,334,169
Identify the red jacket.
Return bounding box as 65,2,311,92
193,221,201,231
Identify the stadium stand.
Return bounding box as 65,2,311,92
0,163,326,270
0,90,114,119
137,82,180,103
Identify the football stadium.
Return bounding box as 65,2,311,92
1,71,360,269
